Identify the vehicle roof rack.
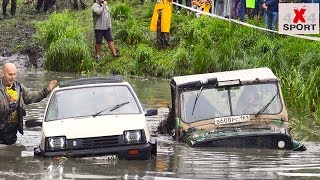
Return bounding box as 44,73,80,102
60,75,123,87
171,67,278,87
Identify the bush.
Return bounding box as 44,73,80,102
35,11,91,72
35,12,84,49
111,3,132,21
45,38,92,72
115,18,149,45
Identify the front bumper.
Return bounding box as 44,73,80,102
184,130,306,151
192,133,294,149
35,143,152,159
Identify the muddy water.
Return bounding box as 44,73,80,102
1,68,320,179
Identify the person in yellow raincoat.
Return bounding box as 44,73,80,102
201,0,212,13
192,0,211,17
150,0,172,48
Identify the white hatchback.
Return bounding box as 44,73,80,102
31,76,157,160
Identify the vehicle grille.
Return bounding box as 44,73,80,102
68,135,123,150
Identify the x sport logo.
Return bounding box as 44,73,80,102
279,3,319,34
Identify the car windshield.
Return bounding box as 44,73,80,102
181,83,282,123
45,85,141,121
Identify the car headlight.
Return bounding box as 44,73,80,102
46,136,66,151
124,130,142,143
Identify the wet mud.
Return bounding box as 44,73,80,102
0,1,76,68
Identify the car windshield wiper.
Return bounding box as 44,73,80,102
191,86,203,115
255,91,279,117
92,101,129,117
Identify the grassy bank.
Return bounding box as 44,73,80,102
2,0,320,140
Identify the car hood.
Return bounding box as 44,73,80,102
42,114,147,139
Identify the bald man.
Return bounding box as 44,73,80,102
0,63,57,145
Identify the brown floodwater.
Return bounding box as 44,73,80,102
0,58,320,179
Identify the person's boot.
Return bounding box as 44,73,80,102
35,0,42,14
95,44,102,60
73,0,79,10
80,0,87,9
43,0,50,13
10,1,17,16
2,6,7,19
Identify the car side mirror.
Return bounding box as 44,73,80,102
25,119,42,128
145,109,158,116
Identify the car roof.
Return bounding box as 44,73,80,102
59,75,124,88
171,67,278,86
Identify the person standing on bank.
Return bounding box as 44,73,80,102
35,0,55,14
0,63,58,145
2,0,17,18
92,0,119,60
262,0,278,30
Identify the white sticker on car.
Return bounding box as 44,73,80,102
214,115,250,125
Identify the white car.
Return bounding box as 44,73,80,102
31,76,157,160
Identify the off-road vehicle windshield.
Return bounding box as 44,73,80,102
181,83,282,123
45,85,141,121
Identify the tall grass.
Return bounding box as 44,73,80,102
45,38,92,72
111,3,132,21
34,12,84,49
115,18,149,45
279,67,320,139
34,11,92,72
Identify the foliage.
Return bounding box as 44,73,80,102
132,44,156,76
45,38,92,72
35,11,91,72
115,18,149,45
34,12,84,49
111,3,132,21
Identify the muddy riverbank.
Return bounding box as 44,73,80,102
0,1,74,67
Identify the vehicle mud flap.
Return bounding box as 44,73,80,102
150,135,157,156
34,146,42,156
142,149,152,160
292,140,307,151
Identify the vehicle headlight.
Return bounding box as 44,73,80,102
124,130,142,143
46,136,66,151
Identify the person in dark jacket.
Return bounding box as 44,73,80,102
72,0,87,10
2,0,17,18
35,0,55,13
0,63,57,145
262,0,279,30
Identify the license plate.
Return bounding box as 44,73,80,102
214,115,250,125
83,154,118,160
104,155,118,160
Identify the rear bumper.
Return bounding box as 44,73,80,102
35,143,152,159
